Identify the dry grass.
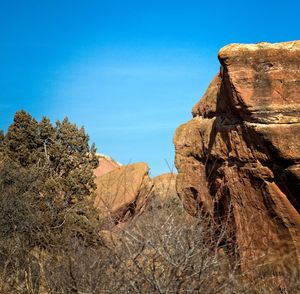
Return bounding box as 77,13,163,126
0,165,299,293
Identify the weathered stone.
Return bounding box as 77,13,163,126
218,41,300,124
174,41,300,270
192,74,221,118
93,154,121,177
152,173,177,204
94,162,153,225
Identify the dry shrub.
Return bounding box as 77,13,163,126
104,207,238,293
100,195,300,294
0,161,299,293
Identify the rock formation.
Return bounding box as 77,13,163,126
174,41,300,270
152,173,177,204
93,154,121,177
94,162,153,225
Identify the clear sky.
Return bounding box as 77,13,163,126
0,0,299,176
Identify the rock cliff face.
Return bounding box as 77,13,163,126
93,154,121,177
174,41,300,269
94,162,153,225
152,173,177,204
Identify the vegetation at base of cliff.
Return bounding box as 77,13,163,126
0,110,102,293
2,110,98,202
0,110,299,293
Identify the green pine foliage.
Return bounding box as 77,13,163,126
0,110,102,293
4,110,39,166
0,130,4,157
2,110,99,204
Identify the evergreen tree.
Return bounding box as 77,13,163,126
4,110,39,166
0,130,4,159
0,111,102,292
3,110,99,203
51,117,98,203
37,116,55,164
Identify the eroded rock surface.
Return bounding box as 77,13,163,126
94,162,153,225
174,41,300,270
93,154,121,177
151,173,187,210
152,173,177,204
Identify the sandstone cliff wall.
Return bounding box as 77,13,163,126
174,41,300,270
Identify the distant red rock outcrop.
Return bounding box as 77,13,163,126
174,41,300,270
93,154,121,177
152,173,177,203
94,162,153,225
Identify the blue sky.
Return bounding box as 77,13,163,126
0,0,299,176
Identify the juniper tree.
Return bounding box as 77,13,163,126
52,117,98,203
3,110,98,203
0,111,102,293
4,110,39,166
0,130,4,158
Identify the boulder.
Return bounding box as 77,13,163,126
150,173,185,213
152,173,177,204
94,162,153,225
174,41,300,270
93,154,121,177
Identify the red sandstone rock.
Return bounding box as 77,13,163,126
152,173,176,202
94,162,153,224
93,154,121,177
174,41,300,270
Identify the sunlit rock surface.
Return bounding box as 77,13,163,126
174,41,300,270
93,154,121,177
94,162,153,225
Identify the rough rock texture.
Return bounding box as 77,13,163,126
94,162,153,224
152,173,177,204
93,154,121,177
174,41,300,270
